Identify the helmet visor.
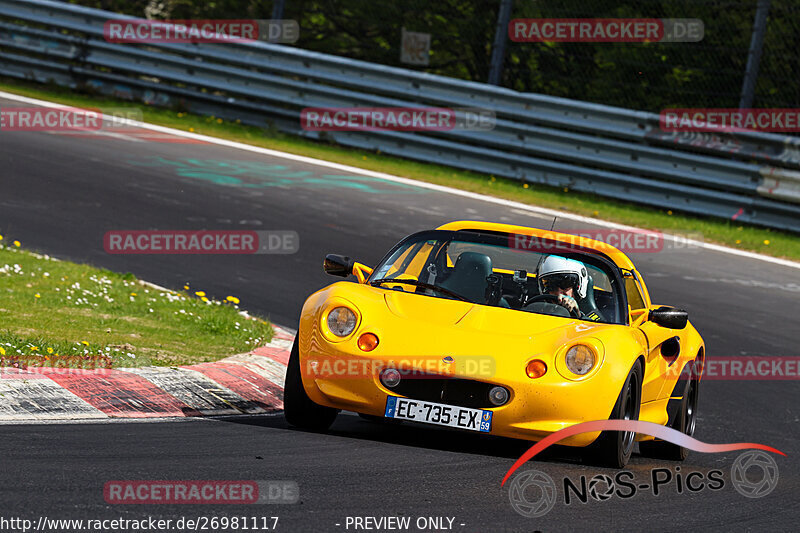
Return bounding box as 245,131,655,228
541,273,580,292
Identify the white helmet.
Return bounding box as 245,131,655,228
537,255,589,299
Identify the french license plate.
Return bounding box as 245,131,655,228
384,396,492,433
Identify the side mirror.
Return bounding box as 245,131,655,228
649,306,688,329
323,254,354,277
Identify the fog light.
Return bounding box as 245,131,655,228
488,386,509,406
526,359,547,379
380,368,401,388
357,333,379,352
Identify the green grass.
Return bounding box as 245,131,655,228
1,77,798,260
0,239,272,368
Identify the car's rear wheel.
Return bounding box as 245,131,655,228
283,335,339,431
587,359,642,468
639,366,699,461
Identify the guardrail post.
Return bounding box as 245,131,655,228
271,0,286,20
488,0,513,85
739,0,771,109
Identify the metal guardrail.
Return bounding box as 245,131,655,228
0,0,798,232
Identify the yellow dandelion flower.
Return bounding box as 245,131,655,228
201,296,209,303
226,296,240,304
195,291,206,297
592,211,599,216
13,240,21,247
130,292,137,296
0,234,3,241
34,293,41,298
216,118,223,124
47,347,54,354
523,183,529,189
183,285,190,290
0,346,5,355
667,210,673,215
30,346,38,351
189,127,195,132
81,341,89,346
763,239,770,245
735,239,741,244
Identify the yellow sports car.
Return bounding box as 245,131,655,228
284,221,705,467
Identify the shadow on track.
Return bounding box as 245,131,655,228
211,411,584,466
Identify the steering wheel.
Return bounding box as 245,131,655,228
526,294,581,318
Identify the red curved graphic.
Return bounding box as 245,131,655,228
501,420,785,486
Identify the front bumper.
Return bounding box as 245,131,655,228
300,342,623,448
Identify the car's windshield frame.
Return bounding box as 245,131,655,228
368,229,630,325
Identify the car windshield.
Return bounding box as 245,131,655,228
369,230,623,324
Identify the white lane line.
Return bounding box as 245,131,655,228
1,89,796,270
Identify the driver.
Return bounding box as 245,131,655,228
536,256,600,321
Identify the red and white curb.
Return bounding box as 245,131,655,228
0,326,293,422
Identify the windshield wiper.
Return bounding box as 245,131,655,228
370,278,473,303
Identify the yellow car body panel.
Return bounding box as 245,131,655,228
297,221,705,447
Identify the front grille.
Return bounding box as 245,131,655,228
390,373,501,409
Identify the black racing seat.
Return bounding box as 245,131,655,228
439,252,493,303
578,275,602,320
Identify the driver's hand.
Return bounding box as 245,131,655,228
558,295,579,314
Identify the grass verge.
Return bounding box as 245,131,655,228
0,238,272,368
0,77,798,261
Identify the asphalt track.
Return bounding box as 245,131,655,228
1,94,799,532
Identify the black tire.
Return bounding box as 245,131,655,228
639,368,699,461
283,336,339,431
587,359,643,468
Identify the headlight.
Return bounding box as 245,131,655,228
565,345,596,375
327,307,357,337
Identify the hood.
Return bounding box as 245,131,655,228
380,289,605,351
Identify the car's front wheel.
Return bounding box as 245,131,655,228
639,364,699,461
283,335,339,431
587,359,643,468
